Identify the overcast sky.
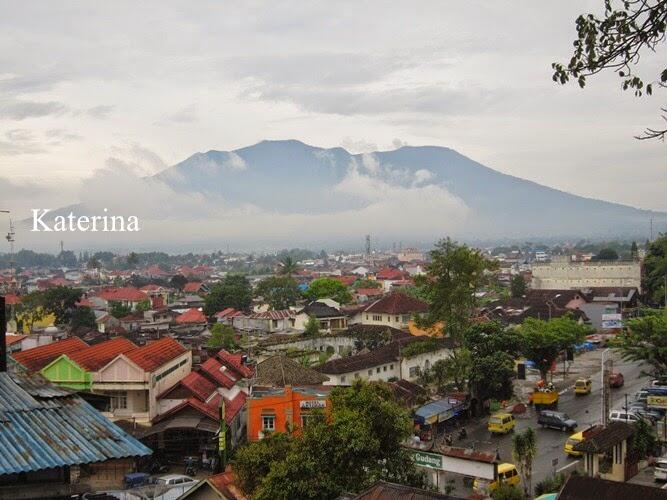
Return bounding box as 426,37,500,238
0,0,665,227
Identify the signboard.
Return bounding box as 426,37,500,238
412,451,444,470
409,449,497,480
601,313,622,330
648,395,667,409
300,399,326,409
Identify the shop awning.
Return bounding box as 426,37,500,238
414,398,466,425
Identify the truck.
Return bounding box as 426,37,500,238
529,389,559,409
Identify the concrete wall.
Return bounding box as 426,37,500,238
531,261,641,291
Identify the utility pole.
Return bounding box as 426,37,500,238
1,211,15,290
601,349,611,426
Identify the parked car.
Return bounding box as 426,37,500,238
608,410,642,424
123,472,150,489
564,430,584,457
609,372,624,388
627,405,661,423
538,410,577,431
655,457,667,482
473,463,520,493
154,474,198,488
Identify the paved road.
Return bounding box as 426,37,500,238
448,351,650,495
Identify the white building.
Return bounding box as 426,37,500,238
531,257,641,292
316,337,454,386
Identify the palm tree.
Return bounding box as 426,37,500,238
512,427,536,497
277,255,298,277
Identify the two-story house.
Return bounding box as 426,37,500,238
351,292,428,329
94,337,192,424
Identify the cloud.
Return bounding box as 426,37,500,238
340,138,377,153
0,99,67,120
107,143,167,175
167,104,198,123
86,105,114,119
0,129,45,155
222,152,247,171
242,83,502,116
392,138,408,149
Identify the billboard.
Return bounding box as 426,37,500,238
601,313,622,330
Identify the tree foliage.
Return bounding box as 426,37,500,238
15,291,46,332
109,301,132,319
416,237,496,341
512,427,537,497
303,315,320,337
277,255,298,277
465,322,522,402
41,286,83,325
491,483,524,500
234,381,426,499
204,274,252,316
207,323,238,349
303,278,352,305
632,418,657,458
611,309,667,376
255,276,301,310
594,248,620,260
518,316,591,381
70,306,97,329
170,274,188,291
510,274,526,298
643,235,667,305
553,0,667,140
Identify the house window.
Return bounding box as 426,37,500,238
354,373,360,379
395,316,399,322
390,364,394,370
108,391,127,410
402,315,411,323
376,367,381,374
262,415,276,431
409,366,420,378
366,315,369,320
272,319,278,328
341,375,346,383
301,413,323,428
367,370,372,376
373,315,382,321
383,366,387,372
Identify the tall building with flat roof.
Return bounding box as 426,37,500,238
531,257,641,292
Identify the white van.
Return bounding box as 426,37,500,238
655,457,667,482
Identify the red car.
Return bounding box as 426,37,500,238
609,372,624,388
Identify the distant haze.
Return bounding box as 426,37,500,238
13,140,666,253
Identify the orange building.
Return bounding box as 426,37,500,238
247,386,331,441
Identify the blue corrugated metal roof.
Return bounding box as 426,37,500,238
414,398,466,425
0,372,151,476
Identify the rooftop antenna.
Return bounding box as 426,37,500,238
0,211,15,289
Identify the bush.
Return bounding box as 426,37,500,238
534,473,567,496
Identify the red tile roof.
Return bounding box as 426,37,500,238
97,286,149,302
75,298,94,307
140,284,163,292
356,288,384,297
13,337,89,372
125,337,187,372
363,292,428,315
175,307,207,324
217,350,253,378
183,282,203,293
215,307,241,318
5,334,27,346
248,310,293,320
180,371,217,401
199,357,237,389
3,293,20,305
206,391,247,425
376,267,408,281
331,275,356,286
154,396,219,424
67,337,137,371
206,470,245,500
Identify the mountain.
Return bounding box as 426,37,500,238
18,139,665,251
153,139,664,241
